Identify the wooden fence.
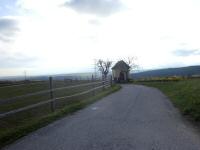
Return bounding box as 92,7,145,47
0,76,113,119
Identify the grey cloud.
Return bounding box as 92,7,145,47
88,19,101,25
64,0,123,16
0,17,19,42
173,49,200,57
0,51,37,68
0,36,11,42
179,42,188,46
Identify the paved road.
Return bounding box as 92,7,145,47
3,85,200,150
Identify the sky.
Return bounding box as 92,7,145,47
0,0,200,76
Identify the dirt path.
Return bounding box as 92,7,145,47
3,84,200,150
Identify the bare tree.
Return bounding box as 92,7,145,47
124,57,138,71
97,59,112,80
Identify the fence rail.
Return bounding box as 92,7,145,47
0,81,104,105
0,77,113,119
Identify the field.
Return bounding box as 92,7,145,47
135,78,200,121
0,79,120,148
0,80,95,113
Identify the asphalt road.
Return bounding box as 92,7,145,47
3,84,200,150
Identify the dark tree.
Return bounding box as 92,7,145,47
97,59,112,80
124,57,138,71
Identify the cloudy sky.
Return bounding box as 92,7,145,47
0,0,200,76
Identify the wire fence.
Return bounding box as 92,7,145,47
0,76,113,119
0,81,103,105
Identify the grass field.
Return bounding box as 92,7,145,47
0,79,120,148
0,80,95,113
135,78,200,121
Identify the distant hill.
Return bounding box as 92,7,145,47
131,66,200,79
0,72,96,81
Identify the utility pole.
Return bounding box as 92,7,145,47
24,70,27,81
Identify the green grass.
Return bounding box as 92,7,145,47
0,80,97,113
0,80,90,99
0,84,121,149
135,78,200,121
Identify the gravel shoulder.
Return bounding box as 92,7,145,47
3,84,200,150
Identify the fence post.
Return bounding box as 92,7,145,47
49,76,55,112
102,78,105,90
110,76,112,87
92,75,95,96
